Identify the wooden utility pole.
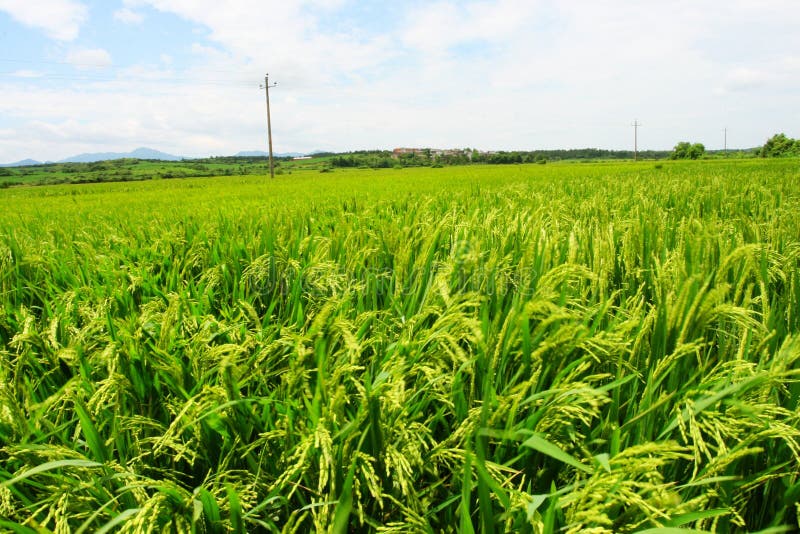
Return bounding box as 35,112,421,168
260,74,277,178
724,127,728,157
632,120,641,161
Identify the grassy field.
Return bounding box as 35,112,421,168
1,160,799,532
0,159,278,187
0,155,348,187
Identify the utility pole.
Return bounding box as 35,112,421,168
632,120,641,161
724,127,728,157
260,74,278,178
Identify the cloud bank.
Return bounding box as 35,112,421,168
1,0,799,162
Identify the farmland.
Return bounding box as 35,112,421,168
0,158,280,187
1,159,799,532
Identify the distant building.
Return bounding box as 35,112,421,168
392,148,428,158
293,156,312,160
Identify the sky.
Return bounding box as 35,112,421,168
0,0,799,162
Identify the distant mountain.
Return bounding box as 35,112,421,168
3,147,317,167
59,147,183,163
0,158,42,167
234,150,306,158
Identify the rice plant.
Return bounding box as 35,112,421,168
1,159,799,532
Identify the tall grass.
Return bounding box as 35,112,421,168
1,160,799,532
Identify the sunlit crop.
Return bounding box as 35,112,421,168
1,160,799,532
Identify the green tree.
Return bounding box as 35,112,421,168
760,133,799,157
688,143,705,159
671,142,691,159
671,142,705,160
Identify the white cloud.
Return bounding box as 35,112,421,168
716,55,800,95
130,0,397,85
0,79,264,160
0,0,87,41
402,0,538,56
2,0,800,163
11,70,43,78
66,48,113,70
114,7,144,24
724,68,768,91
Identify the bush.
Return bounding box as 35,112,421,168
760,133,800,158
671,142,705,160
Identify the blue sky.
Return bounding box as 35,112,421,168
1,0,799,162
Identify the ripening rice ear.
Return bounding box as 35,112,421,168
0,160,797,532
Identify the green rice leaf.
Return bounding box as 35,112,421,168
1,459,103,488
521,434,593,474
95,508,141,534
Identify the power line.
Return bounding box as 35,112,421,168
0,58,257,87
0,57,261,75
0,57,102,67
632,119,641,161
0,70,254,87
